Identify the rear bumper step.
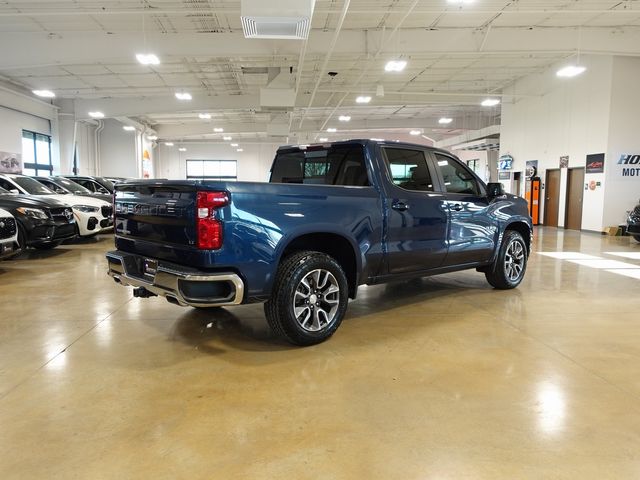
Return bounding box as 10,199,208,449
106,250,244,307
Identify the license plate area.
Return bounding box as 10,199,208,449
143,258,158,278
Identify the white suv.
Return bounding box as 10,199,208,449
0,207,19,259
0,174,113,237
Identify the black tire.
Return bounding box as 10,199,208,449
17,224,27,251
634,235,640,243
32,241,62,250
485,230,528,289
264,250,349,346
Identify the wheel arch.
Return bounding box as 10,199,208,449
504,220,532,255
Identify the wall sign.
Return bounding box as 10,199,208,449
499,154,513,170
559,155,569,168
0,152,22,174
618,154,640,177
586,153,605,174
498,171,511,180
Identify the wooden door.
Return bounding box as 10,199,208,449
544,169,561,227
565,167,585,230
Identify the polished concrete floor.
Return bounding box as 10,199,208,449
1,228,640,478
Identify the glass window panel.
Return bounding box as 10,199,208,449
383,148,434,192
35,136,50,166
434,153,481,195
219,161,237,177
22,168,36,176
22,136,35,164
186,160,204,177
203,160,221,177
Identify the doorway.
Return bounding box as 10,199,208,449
513,172,522,197
565,167,585,230
544,169,561,227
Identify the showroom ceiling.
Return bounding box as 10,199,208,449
0,0,639,142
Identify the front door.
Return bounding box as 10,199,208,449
544,169,561,227
431,152,496,266
382,147,449,274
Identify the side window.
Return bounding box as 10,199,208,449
76,180,94,192
0,179,15,191
434,154,481,195
383,148,434,192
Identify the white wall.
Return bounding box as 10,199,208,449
156,142,279,181
500,55,613,231
603,56,640,227
98,119,137,177
0,105,51,155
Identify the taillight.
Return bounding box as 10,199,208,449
196,191,229,250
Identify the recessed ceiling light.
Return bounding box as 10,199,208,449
447,0,474,4
409,130,422,136
338,115,351,122
237,148,243,152
223,136,232,141
384,60,407,72
556,65,586,78
213,127,224,132
32,89,55,98
230,143,239,147
88,111,104,118
164,142,174,146
122,125,135,131
198,113,212,119
327,128,337,132
319,137,329,142
136,53,160,65
178,147,187,152
175,92,192,101
481,98,500,107
355,96,371,104
147,135,158,141
438,117,453,124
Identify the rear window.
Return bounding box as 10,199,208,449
270,145,369,186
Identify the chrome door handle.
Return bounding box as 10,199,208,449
451,204,463,211
392,201,409,211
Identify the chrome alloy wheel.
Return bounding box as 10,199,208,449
504,239,526,282
293,269,341,332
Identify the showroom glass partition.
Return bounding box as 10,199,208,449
186,159,237,181
22,130,53,176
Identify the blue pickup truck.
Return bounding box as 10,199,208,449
107,140,532,345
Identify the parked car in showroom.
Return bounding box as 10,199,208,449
62,175,114,195
107,139,533,346
33,176,111,203
628,200,640,242
0,207,20,259
0,174,113,238
0,187,76,250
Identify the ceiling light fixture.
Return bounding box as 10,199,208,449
447,0,475,4
556,65,586,78
338,115,351,122
175,92,192,101
384,60,407,72
122,125,136,131
355,96,372,104
88,111,104,118
213,127,224,132
319,137,329,142
327,128,337,133
237,148,244,152
481,98,500,107
164,142,174,146
223,136,232,141
230,143,239,147
198,113,212,120
409,130,422,136
136,53,160,66
178,147,187,152
32,89,55,98
438,117,453,124
147,135,158,141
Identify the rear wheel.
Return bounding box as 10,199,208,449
485,230,528,289
264,250,349,346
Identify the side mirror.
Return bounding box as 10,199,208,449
487,182,506,200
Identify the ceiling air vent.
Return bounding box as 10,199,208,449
241,0,315,40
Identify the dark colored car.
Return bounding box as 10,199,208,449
62,176,114,195
627,201,640,242
33,176,112,203
0,187,76,249
106,140,532,345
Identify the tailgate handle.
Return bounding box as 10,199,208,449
392,201,409,212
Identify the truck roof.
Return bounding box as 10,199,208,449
276,139,455,157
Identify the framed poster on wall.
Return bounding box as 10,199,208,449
0,152,22,173
586,153,605,174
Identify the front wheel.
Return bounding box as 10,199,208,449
264,251,349,346
485,230,528,289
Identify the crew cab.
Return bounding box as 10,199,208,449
107,140,532,345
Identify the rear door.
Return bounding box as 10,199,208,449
381,147,449,274
429,152,495,266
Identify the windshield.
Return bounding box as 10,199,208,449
54,177,92,194
12,176,56,195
